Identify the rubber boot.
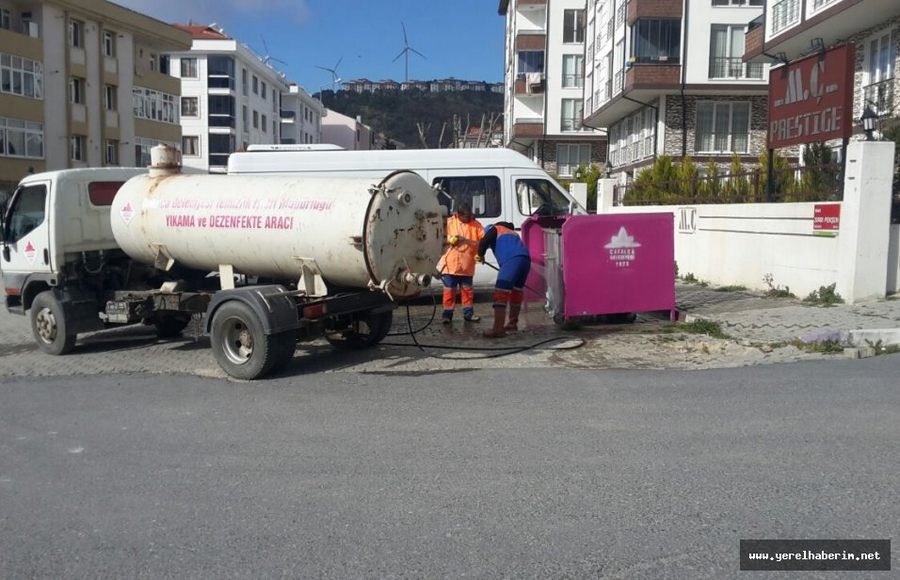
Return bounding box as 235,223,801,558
505,303,521,331
483,306,507,338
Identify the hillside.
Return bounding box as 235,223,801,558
318,89,504,149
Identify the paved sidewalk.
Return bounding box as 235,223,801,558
677,285,900,344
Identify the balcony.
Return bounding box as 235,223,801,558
0,19,39,38
280,110,296,124
512,118,544,139
624,63,680,91
746,0,898,64
515,33,545,51
864,78,895,116
514,74,545,95
627,0,683,25
709,57,764,80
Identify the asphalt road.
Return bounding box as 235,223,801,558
2,358,898,579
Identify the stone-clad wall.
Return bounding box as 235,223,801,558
663,94,769,161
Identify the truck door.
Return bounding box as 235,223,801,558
1,181,52,281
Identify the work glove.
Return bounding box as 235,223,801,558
449,235,460,246
475,255,484,264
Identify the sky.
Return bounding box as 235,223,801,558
112,0,506,94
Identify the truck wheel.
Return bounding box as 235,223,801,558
210,301,280,380
30,291,76,355
154,314,192,338
325,310,393,350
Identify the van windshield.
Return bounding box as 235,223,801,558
515,179,574,217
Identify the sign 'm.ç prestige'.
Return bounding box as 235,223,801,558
767,44,855,149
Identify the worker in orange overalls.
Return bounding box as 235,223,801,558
438,203,485,324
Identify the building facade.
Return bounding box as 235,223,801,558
279,84,324,146
321,109,379,151
499,0,607,178
583,0,768,181
169,25,296,173
0,0,190,195
744,0,900,127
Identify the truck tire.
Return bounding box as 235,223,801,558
210,301,281,380
325,310,393,350
154,314,192,338
270,331,296,373
30,291,77,355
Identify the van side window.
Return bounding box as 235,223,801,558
88,182,125,206
516,179,572,217
4,184,47,242
432,176,501,218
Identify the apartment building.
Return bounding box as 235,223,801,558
498,0,607,178
583,0,768,181
280,83,324,146
321,109,378,150
744,0,900,124
0,0,190,194
170,24,299,173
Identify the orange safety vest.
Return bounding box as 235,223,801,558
438,215,485,277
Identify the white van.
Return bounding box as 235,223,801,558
228,148,583,226
1,168,144,315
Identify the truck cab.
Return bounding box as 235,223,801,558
1,168,144,315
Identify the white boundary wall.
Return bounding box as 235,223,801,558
597,141,897,303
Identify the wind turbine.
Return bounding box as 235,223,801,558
258,36,288,67
316,56,343,92
392,22,426,82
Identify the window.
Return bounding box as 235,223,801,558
563,9,585,43
241,68,248,96
105,85,117,110
562,55,584,88
261,114,267,132
103,31,116,57
104,140,119,165
159,54,170,75
1,54,43,99
0,117,43,159
710,25,762,79
252,75,259,94
69,20,83,48
69,77,84,104
557,144,591,177
516,50,545,78
88,181,124,206
134,137,169,167
261,81,267,99
432,176,502,218
207,55,235,89
133,88,179,123
712,0,763,4
0,9,10,31
182,136,199,157
515,179,574,216
865,33,897,113
181,96,199,117
695,101,750,153
208,133,235,168
207,95,235,128
632,20,681,63
180,57,198,78
253,110,259,129
242,105,249,132
70,135,86,162
4,184,46,243
561,99,583,131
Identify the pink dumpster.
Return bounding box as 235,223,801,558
521,213,676,322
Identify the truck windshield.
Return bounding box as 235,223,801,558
515,179,574,217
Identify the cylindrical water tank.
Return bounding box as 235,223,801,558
111,169,444,298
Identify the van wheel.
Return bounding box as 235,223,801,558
210,301,280,380
154,314,192,338
31,291,76,355
325,310,393,350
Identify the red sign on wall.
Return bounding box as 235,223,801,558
768,44,855,149
813,203,840,236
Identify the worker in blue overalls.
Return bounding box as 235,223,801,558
476,221,532,338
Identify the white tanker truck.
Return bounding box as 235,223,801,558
1,146,443,379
